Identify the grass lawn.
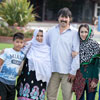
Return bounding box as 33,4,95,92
0,43,13,50
0,43,99,100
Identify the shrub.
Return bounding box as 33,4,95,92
0,0,35,26
0,25,34,38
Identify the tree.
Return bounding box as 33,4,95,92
0,0,36,26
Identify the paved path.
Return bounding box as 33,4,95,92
26,22,100,42
26,21,95,31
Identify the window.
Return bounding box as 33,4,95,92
94,3,100,17
98,3,100,6
97,8,100,16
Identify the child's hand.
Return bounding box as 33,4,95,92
23,42,30,47
90,81,97,88
23,42,27,47
72,52,78,58
0,49,5,55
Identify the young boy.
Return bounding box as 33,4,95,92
0,32,25,100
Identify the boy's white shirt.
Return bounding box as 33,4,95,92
0,48,25,85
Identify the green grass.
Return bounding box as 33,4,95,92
0,43,99,100
0,43,13,50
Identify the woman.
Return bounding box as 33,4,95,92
17,29,51,100
72,24,100,100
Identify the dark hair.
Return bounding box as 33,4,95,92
78,24,89,34
39,29,43,33
57,7,72,18
78,24,93,40
13,32,24,41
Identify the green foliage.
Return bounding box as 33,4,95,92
0,0,6,2
0,25,34,38
0,0,35,26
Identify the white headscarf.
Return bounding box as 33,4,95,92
26,29,51,83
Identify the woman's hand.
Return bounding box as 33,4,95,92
72,51,78,58
67,74,75,83
90,81,97,88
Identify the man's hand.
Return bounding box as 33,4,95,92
90,81,97,88
67,74,75,83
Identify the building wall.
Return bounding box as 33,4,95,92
29,0,96,24
45,0,95,23
94,3,100,17
29,0,43,21
82,0,94,23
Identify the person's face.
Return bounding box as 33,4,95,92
80,27,89,40
13,39,24,51
58,15,71,27
36,31,43,43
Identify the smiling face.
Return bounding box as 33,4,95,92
80,27,89,40
57,8,72,28
13,39,24,51
58,15,71,28
36,31,43,43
